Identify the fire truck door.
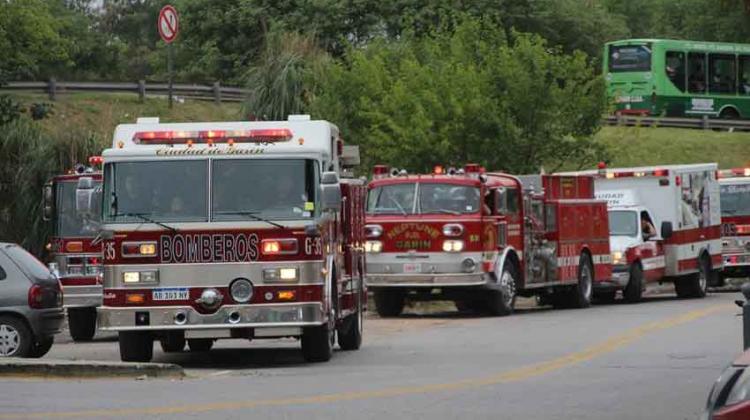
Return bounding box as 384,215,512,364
524,195,554,284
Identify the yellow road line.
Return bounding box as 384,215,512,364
0,303,732,419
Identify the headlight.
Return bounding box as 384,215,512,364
230,278,254,303
443,224,464,237
364,224,383,238
122,270,158,283
365,241,383,253
442,240,464,252
263,268,298,282
725,367,750,407
611,251,624,265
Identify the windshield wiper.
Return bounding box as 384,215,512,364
214,211,287,229
119,212,178,233
388,197,408,215
433,209,461,215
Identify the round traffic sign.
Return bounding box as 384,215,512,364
158,5,179,43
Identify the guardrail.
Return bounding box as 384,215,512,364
0,79,249,104
603,115,750,131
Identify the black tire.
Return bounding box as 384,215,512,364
301,324,333,362
720,108,740,119
568,256,594,308
187,338,214,352
675,256,709,299
159,332,186,353
28,336,54,358
338,281,363,351
373,289,405,317
593,291,617,304
623,264,644,303
118,331,153,362
68,307,96,342
711,271,726,288
0,316,33,357
486,262,518,316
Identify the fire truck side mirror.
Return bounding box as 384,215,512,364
75,177,99,217
42,183,54,221
320,171,342,212
660,221,673,240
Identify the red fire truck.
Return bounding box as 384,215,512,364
718,168,750,285
43,159,103,341
561,163,722,301
364,165,612,316
77,116,366,362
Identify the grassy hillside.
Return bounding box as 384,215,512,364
593,125,750,170
9,92,242,147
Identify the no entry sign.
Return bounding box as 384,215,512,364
158,5,179,43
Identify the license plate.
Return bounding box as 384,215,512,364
403,263,421,273
152,288,189,301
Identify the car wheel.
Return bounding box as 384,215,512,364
623,264,644,303
68,307,96,342
28,336,54,358
0,316,32,357
119,331,153,362
187,338,214,352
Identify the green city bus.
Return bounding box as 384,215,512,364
604,39,750,119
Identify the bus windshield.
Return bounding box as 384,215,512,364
608,210,639,236
609,45,652,73
367,183,480,215
721,184,750,217
57,180,101,237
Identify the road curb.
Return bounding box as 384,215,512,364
0,358,184,379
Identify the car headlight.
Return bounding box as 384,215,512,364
365,241,383,253
442,240,464,252
229,278,254,303
611,251,624,265
725,367,750,407
122,270,158,283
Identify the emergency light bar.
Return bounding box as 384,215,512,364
132,128,294,145
604,169,669,179
717,168,750,178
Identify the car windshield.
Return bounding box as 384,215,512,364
367,182,480,215
609,210,639,236
57,180,101,237
2,244,51,280
212,159,318,221
609,45,652,73
103,160,208,223
721,184,750,217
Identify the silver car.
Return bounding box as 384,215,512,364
0,243,64,357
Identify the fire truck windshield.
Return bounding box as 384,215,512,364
721,184,750,216
367,183,480,215
608,210,638,236
57,181,100,237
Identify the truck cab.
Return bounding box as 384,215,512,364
718,168,750,284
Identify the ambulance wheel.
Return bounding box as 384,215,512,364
301,324,333,362
623,264,644,303
68,307,96,342
373,289,405,317
187,338,214,352
486,263,518,316
676,256,709,299
159,332,185,353
569,256,593,308
119,331,153,362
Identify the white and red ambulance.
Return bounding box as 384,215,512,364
718,168,750,285
561,163,722,302
78,116,366,363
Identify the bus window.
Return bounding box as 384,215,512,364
709,54,736,95
739,56,750,95
666,51,686,92
688,53,707,94
608,45,651,72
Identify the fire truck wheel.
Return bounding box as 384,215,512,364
486,263,518,316
118,331,153,362
68,307,96,342
623,264,644,303
676,256,710,299
569,256,593,309
373,289,405,317
337,310,362,351
187,338,214,352
160,332,186,353
301,325,333,362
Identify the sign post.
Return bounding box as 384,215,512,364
157,5,179,109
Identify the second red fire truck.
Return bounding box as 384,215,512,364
718,168,750,285
364,165,612,316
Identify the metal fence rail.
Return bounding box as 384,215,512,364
0,80,249,104
603,115,750,132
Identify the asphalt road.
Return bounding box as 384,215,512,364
0,291,743,420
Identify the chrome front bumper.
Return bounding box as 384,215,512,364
366,272,490,288
62,285,103,308
97,302,325,332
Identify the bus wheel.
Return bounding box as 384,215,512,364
119,331,153,362
568,256,593,308
623,264,644,303
719,108,740,119
373,289,405,317
301,324,333,362
486,263,518,316
68,307,96,342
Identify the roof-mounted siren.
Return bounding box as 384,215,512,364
372,165,390,179
287,114,311,121
390,167,401,177
464,163,483,176
447,167,458,176
433,165,444,175
718,167,750,179
597,161,607,177
88,156,103,167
